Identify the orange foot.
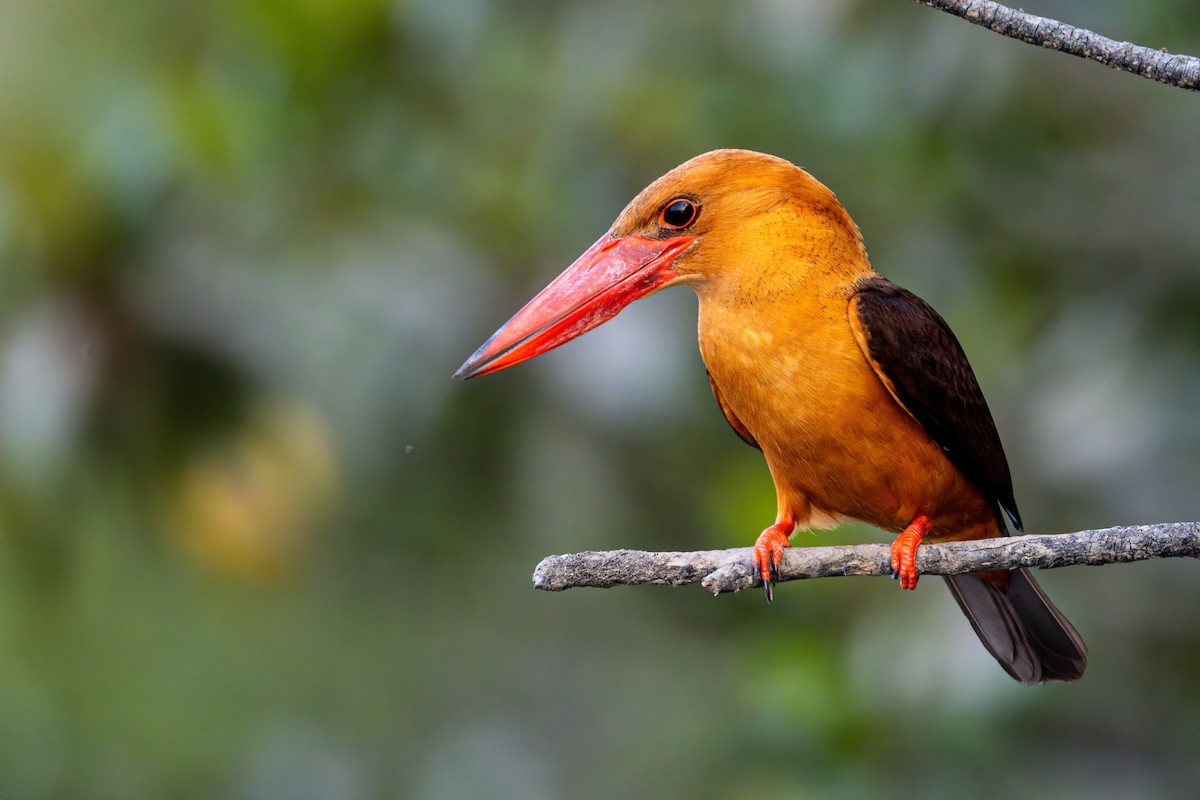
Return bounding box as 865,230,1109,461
753,515,795,604
891,514,933,590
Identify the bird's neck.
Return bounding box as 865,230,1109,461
694,229,874,314
693,235,877,409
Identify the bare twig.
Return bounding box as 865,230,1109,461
532,522,1200,594
915,0,1200,91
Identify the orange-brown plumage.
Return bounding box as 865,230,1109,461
458,149,1086,684
612,151,998,542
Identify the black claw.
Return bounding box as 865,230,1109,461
891,569,899,580
762,576,773,604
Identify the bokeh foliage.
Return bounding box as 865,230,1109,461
1,0,1199,797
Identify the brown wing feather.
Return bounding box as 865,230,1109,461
707,370,760,450
849,277,1021,531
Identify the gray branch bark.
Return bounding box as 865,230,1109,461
915,0,1200,91
532,522,1200,594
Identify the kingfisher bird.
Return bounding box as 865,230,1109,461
456,149,1086,684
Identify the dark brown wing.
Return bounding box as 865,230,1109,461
707,370,760,450
850,276,1022,531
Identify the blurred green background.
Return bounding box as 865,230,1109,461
2,0,1199,797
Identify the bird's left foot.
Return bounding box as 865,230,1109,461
752,516,795,604
891,515,933,590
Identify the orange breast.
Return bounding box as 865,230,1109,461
697,283,999,542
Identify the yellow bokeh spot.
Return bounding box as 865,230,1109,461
165,399,338,582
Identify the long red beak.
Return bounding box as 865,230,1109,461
454,231,696,379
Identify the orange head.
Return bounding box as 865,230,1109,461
454,149,868,379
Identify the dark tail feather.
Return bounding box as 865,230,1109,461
943,569,1087,684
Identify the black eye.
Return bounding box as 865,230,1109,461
660,198,697,229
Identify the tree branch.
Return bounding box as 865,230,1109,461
532,522,1200,594
915,0,1200,91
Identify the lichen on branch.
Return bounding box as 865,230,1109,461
915,0,1200,91
532,522,1200,594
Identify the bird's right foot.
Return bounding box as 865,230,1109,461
752,517,795,604
890,514,932,590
